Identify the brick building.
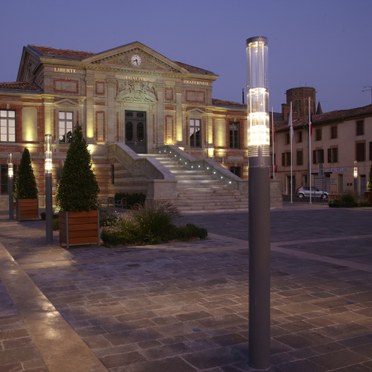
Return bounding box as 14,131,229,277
274,87,372,197
0,41,250,209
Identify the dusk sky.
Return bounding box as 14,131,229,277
1,0,371,113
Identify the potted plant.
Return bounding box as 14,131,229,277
56,125,100,247
15,148,39,220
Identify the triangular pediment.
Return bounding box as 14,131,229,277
188,108,205,115
55,98,79,107
83,41,187,74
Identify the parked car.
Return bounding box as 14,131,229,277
296,186,328,200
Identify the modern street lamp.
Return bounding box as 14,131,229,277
45,134,53,243
246,36,271,369
7,153,14,220
353,161,358,195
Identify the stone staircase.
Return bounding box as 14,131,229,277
144,153,248,212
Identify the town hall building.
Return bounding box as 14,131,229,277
0,41,255,211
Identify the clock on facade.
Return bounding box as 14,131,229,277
131,54,142,66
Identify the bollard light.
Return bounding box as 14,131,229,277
45,134,53,243
7,153,14,220
246,36,271,370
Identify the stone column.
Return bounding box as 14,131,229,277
175,91,183,144
156,88,165,148
43,98,54,137
85,74,95,140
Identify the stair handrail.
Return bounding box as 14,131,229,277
157,145,247,192
108,143,175,181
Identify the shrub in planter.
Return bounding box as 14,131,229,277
14,148,39,220
56,126,100,247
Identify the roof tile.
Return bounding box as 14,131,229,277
29,45,95,60
0,81,41,91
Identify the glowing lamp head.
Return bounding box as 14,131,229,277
246,36,270,164
7,153,13,178
45,134,53,174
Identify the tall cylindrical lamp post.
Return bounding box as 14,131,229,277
45,134,53,243
246,36,271,369
7,153,14,220
354,161,358,196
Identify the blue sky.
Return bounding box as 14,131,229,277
1,0,372,113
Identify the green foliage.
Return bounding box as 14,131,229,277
101,218,142,245
56,126,99,211
328,192,368,208
130,201,178,244
99,207,121,227
14,148,38,199
174,224,208,240
101,201,208,246
368,164,372,192
114,192,146,209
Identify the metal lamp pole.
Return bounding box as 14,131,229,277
45,134,53,243
7,153,14,220
246,36,271,369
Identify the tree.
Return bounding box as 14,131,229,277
56,126,99,211
368,163,372,192
15,148,38,199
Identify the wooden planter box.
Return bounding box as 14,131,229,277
59,210,100,248
16,198,39,221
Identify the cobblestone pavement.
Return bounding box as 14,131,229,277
1,204,372,371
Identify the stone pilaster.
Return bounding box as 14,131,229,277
106,79,117,143
85,74,95,140
175,91,183,144
156,88,165,148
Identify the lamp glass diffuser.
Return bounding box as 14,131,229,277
7,153,13,178
246,36,270,159
45,134,53,174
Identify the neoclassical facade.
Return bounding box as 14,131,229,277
0,41,248,202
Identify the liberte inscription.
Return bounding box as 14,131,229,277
54,67,76,73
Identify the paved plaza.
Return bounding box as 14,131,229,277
1,204,372,371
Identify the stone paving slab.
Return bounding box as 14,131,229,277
0,206,372,371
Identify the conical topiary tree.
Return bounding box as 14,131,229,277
15,148,38,199
56,125,99,211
